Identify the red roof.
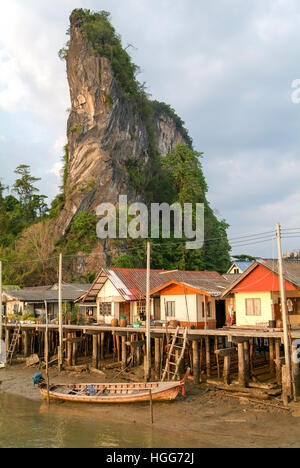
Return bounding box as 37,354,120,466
232,263,296,293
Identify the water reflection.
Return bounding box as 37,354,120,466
0,392,196,448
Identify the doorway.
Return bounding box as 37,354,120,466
216,300,226,328
120,302,131,324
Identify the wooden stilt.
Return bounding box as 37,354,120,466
155,338,161,378
137,340,142,365
205,336,211,378
97,334,101,365
199,338,203,380
116,335,120,362
223,356,231,385
23,331,29,358
282,364,290,406
215,348,236,385
122,335,127,368
250,338,254,373
67,335,72,366
238,342,246,388
244,340,250,383
92,334,99,369
269,338,275,374
192,340,200,384
275,339,282,385
101,333,105,360
72,333,77,366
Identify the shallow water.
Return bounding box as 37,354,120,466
0,391,199,448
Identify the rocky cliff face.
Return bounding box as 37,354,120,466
54,14,188,238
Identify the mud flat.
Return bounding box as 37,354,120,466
1,363,300,448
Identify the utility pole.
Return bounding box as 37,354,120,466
44,300,50,405
145,241,151,381
276,222,292,400
0,260,3,368
58,253,63,372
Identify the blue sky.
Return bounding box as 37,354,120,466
1,0,300,257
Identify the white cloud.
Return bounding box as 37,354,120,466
49,162,63,178
1,0,300,258
0,1,69,128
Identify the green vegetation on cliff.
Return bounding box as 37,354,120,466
69,9,142,100
0,9,232,286
113,144,231,274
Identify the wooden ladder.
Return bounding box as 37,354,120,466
161,327,188,382
7,325,21,365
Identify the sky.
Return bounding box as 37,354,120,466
0,0,300,258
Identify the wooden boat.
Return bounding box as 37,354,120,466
39,379,186,404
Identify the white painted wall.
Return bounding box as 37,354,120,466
97,279,122,300
235,291,272,327
97,279,124,323
159,294,217,323
160,295,197,322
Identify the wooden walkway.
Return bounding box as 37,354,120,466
3,322,300,339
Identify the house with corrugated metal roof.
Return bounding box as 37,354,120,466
227,261,254,275
222,259,300,328
81,268,232,329
3,283,90,322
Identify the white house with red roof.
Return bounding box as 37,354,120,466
222,260,300,328
81,268,231,328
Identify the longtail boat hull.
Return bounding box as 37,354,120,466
39,381,184,404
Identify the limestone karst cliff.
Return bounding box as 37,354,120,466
54,9,189,238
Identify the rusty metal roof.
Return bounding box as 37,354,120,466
82,268,230,302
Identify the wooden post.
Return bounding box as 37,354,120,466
5,328,10,356
244,340,250,383
205,336,211,377
0,260,3,366
282,364,290,406
101,333,105,360
130,334,135,367
215,348,236,386
44,301,50,406
58,253,63,371
145,241,151,381
250,338,254,372
155,338,161,378
149,389,153,424
223,356,231,385
72,342,77,366
269,338,275,374
71,333,77,366
23,331,29,358
122,335,127,368
292,341,300,397
276,222,292,397
192,340,200,384
116,335,120,362
92,334,99,369
67,335,72,366
97,334,101,364
137,339,142,365
214,336,218,360
238,342,246,387
275,339,282,385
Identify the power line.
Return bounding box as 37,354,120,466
1,229,300,267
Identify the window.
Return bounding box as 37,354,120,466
166,301,175,317
234,268,240,274
99,302,112,316
201,302,212,318
137,301,146,320
245,298,261,316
